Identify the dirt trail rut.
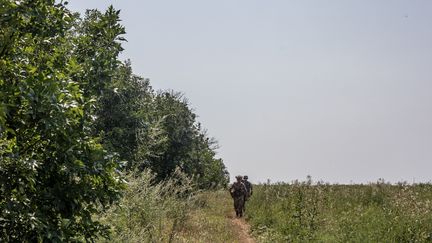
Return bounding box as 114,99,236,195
229,213,256,243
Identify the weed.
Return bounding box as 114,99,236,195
247,178,432,242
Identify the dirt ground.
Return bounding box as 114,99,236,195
229,213,256,243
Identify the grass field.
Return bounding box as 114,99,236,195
95,172,432,242
96,170,250,242
246,179,432,242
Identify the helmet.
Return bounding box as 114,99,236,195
235,175,243,180
243,175,248,179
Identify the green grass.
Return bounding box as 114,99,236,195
95,172,432,242
246,179,432,242
96,170,243,242
175,190,241,242
96,169,196,242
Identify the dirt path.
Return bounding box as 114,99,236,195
229,213,256,243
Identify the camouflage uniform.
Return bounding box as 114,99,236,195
229,180,247,217
242,177,253,213
243,179,253,200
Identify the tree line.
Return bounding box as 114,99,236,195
0,0,229,241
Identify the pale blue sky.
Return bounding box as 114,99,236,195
69,1,432,183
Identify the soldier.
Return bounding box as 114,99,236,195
243,175,253,200
242,175,253,213
229,175,247,217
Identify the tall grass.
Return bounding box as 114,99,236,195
247,178,432,242
97,168,197,242
175,190,241,242
96,170,244,242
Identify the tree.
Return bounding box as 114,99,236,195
0,1,124,241
0,1,229,241
142,91,229,187
95,61,154,168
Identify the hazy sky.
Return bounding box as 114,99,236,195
69,1,432,184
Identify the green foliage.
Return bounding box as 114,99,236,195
0,0,229,241
247,179,432,242
142,91,229,188
98,180,243,243
94,61,153,165
97,169,196,242
0,1,125,241
248,178,322,242
89,62,230,188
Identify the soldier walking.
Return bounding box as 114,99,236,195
242,175,253,213
243,175,253,200
229,175,247,217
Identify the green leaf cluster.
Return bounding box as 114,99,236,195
93,65,230,188
1,0,228,241
0,1,125,241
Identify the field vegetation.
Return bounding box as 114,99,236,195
247,178,432,242
98,172,241,243
2,1,432,242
